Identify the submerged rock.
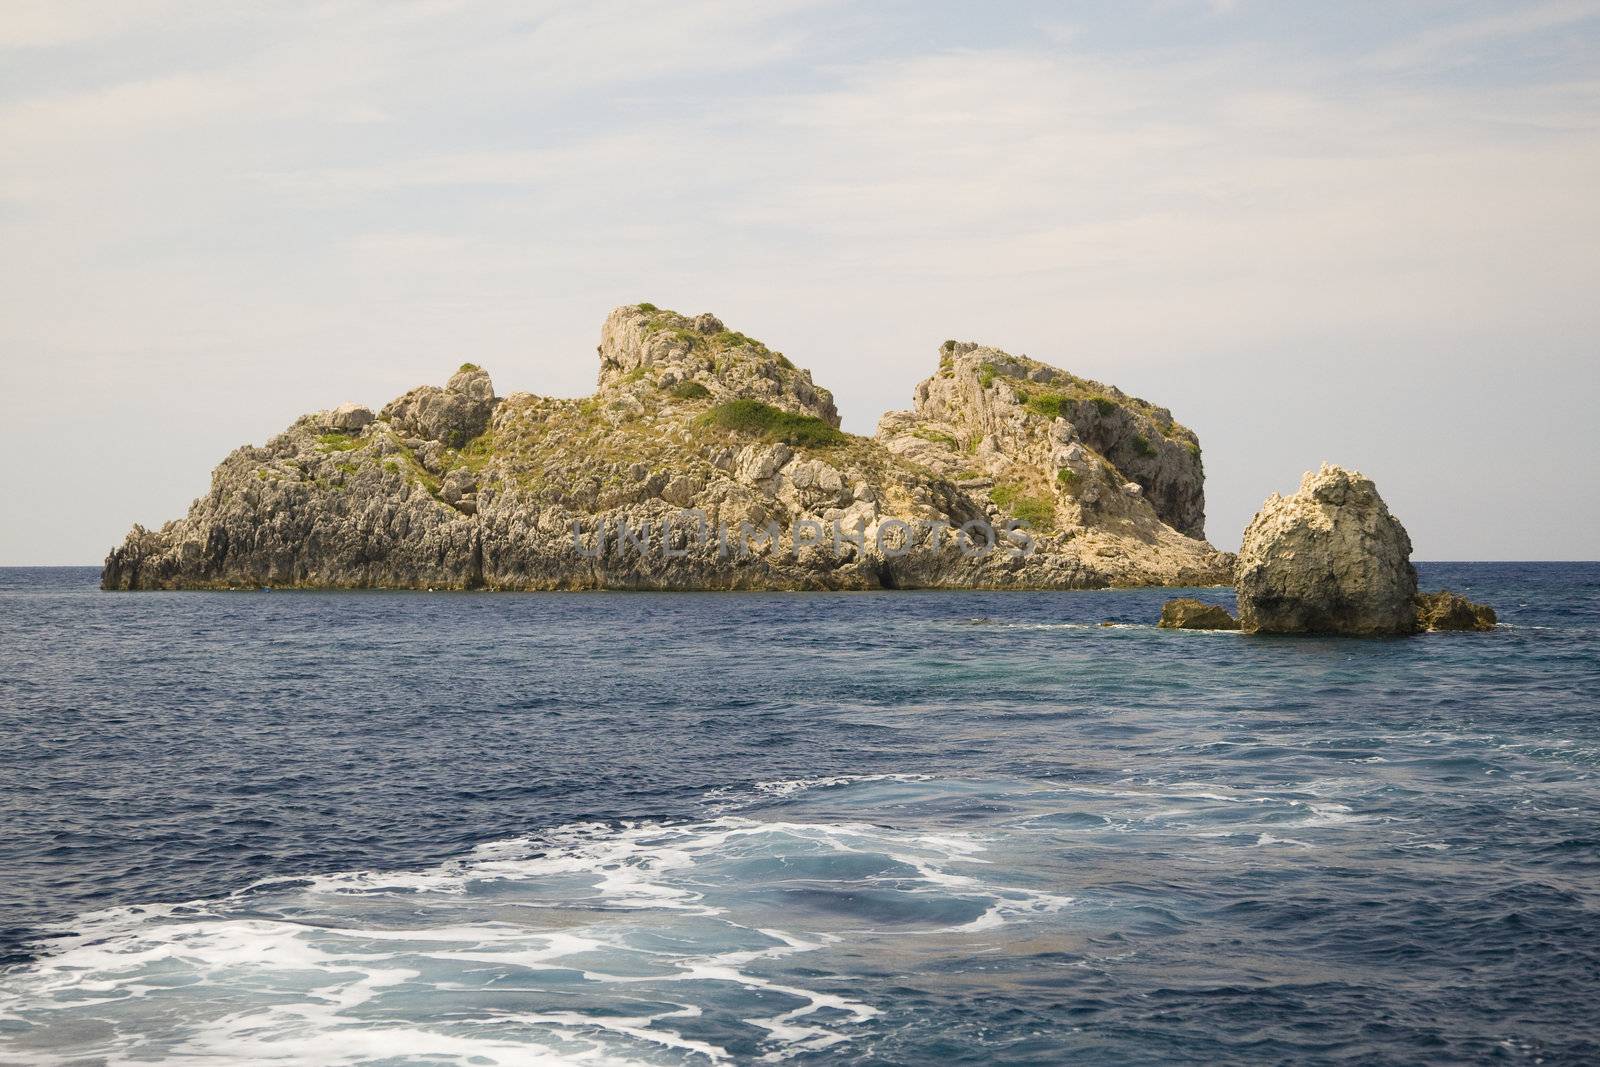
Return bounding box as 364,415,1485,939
103,305,1232,591
1415,590,1497,631
1158,598,1239,630
1235,464,1419,635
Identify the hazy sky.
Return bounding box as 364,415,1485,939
3,0,1597,564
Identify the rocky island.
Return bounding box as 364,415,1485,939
102,304,1231,590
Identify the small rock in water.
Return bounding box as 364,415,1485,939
1415,589,1496,631
1157,598,1239,630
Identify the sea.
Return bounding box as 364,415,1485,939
1,562,1597,1065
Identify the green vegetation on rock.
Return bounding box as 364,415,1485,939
1024,393,1065,420
392,443,441,494
317,433,361,452
991,483,1056,530
668,380,712,400
700,399,846,448
712,330,760,350
912,428,960,449
454,431,496,473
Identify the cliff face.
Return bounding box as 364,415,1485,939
877,341,1208,539
103,306,1229,591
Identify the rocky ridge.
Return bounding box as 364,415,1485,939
877,341,1206,538
874,340,1218,590
103,305,1230,591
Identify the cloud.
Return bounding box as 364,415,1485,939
0,72,248,147
2,2,1598,561
0,0,184,49
1370,0,1600,67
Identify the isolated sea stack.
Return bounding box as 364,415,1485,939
1234,464,1418,635
102,305,1230,591
1233,463,1494,635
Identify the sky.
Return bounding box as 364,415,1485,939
2,0,1597,564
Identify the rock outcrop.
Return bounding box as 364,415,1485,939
1235,464,1420,635
380,365,498,449
873,341,1225,585
1415,590,1497,632
878,342,1206,537
596,306,839,425
103,305,1232,591
1158,598,1240,630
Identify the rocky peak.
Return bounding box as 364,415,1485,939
446,363,495,403
380,363,498,448
322,402,374,433
877,339,1208,539
596,304,839,425
1270,464,1395,527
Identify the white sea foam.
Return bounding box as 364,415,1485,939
0,781,1078,1066
0,773,1379,1064
1254,834,1315,849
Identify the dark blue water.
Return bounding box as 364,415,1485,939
1,564,1597,1064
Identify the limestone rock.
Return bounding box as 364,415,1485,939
439,468,478,509
326,403,374,433
1235,464,1418,635
736,443,791,484
596,304,839,425
103,304,1232,592
659,474,703,508
380,364,498,448
1415,590,1496,632
873,339,1228,585
875,341,1206,538
1158,598,1239,630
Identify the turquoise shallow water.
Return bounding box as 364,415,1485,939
1,563,1597,1064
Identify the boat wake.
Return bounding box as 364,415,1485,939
0,778,1081,1065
